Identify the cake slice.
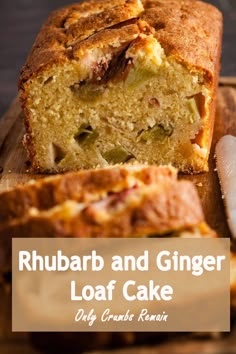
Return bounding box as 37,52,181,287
19,0,222,173
0,179,211,273
0,164,176,223
0,180,204,238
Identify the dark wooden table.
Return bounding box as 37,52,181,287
0,0,236,118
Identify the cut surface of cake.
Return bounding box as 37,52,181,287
19,0,222,173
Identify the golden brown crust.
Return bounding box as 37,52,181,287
142,0,222,80
19,0,222,88
0,165,176,223
66,0,143,46
18,0,143,86
72,23,140,59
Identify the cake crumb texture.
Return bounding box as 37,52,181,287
19,0,222,173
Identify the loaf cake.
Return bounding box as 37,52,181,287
0,164,176,223
19,0,222,173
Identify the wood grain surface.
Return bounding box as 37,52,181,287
0,85,236,353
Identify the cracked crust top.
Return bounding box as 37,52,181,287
19,0,222,88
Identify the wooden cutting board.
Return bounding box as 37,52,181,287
0,81,236,353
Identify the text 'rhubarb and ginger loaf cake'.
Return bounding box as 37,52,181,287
19,0,222,173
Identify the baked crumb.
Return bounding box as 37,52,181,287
19,0,222,173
